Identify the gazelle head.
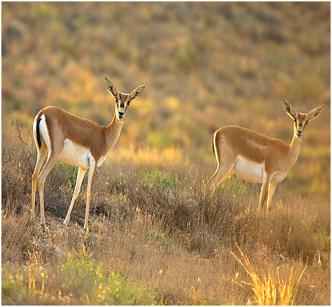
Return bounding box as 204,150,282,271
105,76,145,121
283,99,323,138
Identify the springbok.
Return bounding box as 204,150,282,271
208,100,323,210
31,77,145,230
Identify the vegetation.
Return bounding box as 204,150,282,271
232,246,307,305
3,250,157,304
2,2,330,305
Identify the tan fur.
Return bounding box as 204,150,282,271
37,106,122,161
31,78,145,230
208,103,323,210
215,126,290,173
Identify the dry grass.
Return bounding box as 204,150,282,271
231,245,307,305
2,128,330,304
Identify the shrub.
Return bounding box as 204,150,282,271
2,253,158,305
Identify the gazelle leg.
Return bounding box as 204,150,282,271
84,158,96,231
205,163,220,195
258,175,270,210
210,163,234,194
37,156,57,225
64,167,87,225
207,163,220,186
266,181,278,211
31,147,47,218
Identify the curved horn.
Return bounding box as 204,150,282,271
283,98,296,120
105,76,118,97
129,84,145,100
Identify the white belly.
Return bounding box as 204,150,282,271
234,156,265,183
59,139,91,169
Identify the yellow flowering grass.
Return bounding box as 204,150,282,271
231,246,306,305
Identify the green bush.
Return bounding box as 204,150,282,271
2,255,158,305
61,254,158,304
142,169,177,190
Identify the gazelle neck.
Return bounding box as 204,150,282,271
104,115,125,150
288,125,303,167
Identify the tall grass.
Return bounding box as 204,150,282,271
1,125,330,304
232,245,307,305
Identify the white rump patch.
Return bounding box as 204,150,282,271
235,155,265,183
59,139,91,169
39,114,52,154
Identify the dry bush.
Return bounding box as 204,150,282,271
2,125,330,304
2,212,36,263
3,138,329,263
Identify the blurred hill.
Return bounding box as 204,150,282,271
2,2,330,169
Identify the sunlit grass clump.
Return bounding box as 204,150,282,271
232,246,306,305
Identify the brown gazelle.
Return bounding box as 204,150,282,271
31,77,145,230
208,100,323,210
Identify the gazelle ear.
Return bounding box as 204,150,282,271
129,84,145,100
307,105,324,122
105,76,118,98
283,99,296,120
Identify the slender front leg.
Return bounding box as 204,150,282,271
266,181,278,211
84,158,96,231
64,167,87,225
258,174,270,210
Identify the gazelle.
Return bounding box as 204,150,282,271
31,77,145,230
208,100,323,210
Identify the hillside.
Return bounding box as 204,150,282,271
2,2,330,305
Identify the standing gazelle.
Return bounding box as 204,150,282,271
208,100,323,210
31,77,145,230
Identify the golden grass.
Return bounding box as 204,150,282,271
2,124,329,304
110,146,185,166
231,245,307,305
